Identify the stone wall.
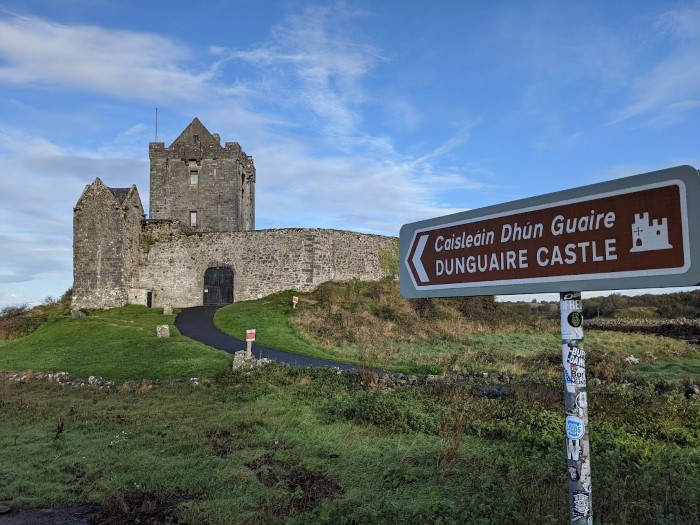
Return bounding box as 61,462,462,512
132,223,397,307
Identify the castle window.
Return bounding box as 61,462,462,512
190,170,199,185
193,134,199,143
190,211,198,227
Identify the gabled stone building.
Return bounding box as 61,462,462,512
72,119,395,310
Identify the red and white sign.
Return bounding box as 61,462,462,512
292,296,299,304
400,166,700,298
246,329,256,342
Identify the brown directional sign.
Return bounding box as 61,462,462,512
400,165,700,298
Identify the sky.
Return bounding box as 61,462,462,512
0,0,699,309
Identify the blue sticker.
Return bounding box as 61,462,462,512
566,415,586,440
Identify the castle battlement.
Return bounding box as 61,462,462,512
630,212,672,253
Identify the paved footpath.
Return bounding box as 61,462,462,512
175,306,358,370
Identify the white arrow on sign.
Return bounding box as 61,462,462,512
412,234,430,283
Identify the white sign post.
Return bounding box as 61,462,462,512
560,292,592,523
246,329,256,359
292,296,299,309
400,166,700,525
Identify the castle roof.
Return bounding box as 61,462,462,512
169,117,222,149
108,187,132,204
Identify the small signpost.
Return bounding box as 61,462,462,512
292,296,299,309
246,329,256,359
400,165,700,524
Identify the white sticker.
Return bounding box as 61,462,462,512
566,416,586,440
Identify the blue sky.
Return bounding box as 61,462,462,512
1,0,699,308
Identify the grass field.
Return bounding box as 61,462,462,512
1,285,699,523
215,288,699,382
1,366,699,524
0,305,230,383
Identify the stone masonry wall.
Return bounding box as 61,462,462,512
133,223,397,307
148,119,255,232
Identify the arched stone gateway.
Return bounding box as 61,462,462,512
203,267,234,305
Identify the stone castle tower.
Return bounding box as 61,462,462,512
149,118,255,231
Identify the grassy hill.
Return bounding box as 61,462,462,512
0,294,229,383
215,280,700,382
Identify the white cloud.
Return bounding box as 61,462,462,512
610,6,700,125
0,126,149,307
0,12,215,102
225,4,385,149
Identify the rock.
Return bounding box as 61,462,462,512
624,355,640,364
685,384,700,400
425,374,442,383
71,309,86,318
232,350,266,369
0,505,12,515
156,324,170,338
163,306,173,315
50,372,71,383
88,375,103,385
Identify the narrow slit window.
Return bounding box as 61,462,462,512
190,170,199,185
190,211,198,227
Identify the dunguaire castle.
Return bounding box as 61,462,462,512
72,118,396,309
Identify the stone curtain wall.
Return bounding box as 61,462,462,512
133,224,397,307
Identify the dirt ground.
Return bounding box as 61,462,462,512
0,503,101,525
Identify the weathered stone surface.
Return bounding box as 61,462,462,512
162,306,173,315
156,325,170,338
72,178,145,310
149,118,255,232
135,226,396,307
70,309,86,318
231,350,273,369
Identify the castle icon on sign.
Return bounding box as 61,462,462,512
630,212,672,252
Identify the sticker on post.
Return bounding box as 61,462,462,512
566,416,586,439
580,459,592,492
568,465,580,482
566,343,586,367
564,364,587,393
567,439,582,461
561,310,583,340
571,491,590,520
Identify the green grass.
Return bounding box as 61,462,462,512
631,357,700,382
0,305,230,383
214,291,699,380
1,294,699,523
214,291,356,364
1,367,698,524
